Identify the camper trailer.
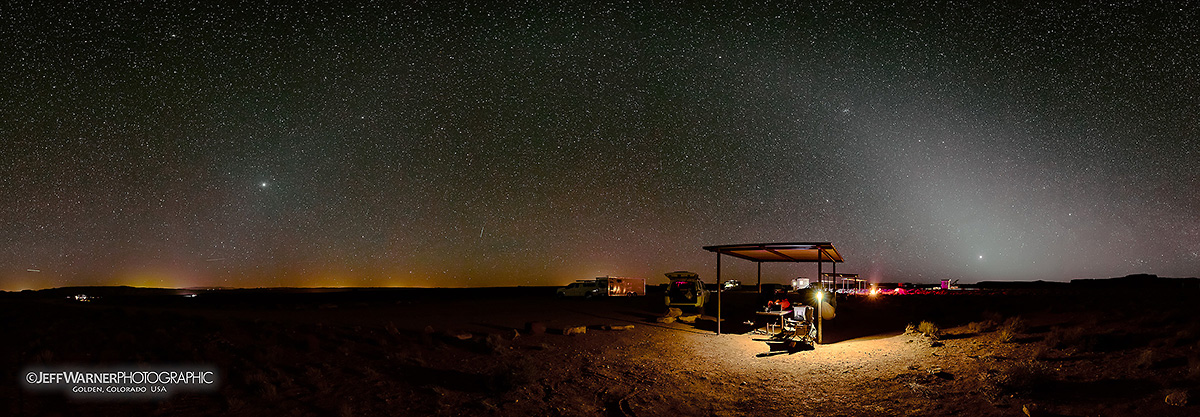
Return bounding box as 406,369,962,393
556,276,646,298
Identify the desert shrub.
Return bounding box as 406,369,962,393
967,320,996,334
917,321,941,339
998,328,1017,343
1031,344,1052,361
1044,326,1100,353
997,316,1028,343
907,382,937,398
982,311,1004,324
225,393,247,412
305,366,333,392
244,370,278,400
991,362,1053,394
1002,316,1028,333
483,333,508,354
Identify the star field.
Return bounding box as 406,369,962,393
2,2,1198,289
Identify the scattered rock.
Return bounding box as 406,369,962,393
525,321,546,335
484,333,507,352
656,316,677,324
563,326,587,336
677,314,700,323
665,308,683,318
421,325,436,344
1166,390,1189,407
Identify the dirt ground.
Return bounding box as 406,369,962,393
3,286,1199,416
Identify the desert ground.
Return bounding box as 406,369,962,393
3,285,1199,416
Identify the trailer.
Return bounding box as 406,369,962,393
556,276,646,298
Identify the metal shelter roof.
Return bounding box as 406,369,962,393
702,242,844,263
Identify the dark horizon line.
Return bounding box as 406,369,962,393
4,273,1196,293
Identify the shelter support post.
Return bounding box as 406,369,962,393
816,249,823,344
716,251,722,335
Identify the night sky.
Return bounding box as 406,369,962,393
2,2,1198,290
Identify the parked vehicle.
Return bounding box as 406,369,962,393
664,271,710,313
556,276,646,298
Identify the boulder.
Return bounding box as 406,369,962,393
1166,390,1189,407
563,326,587,336
484,333,507,352
665,308,683,318
602,324,635,331
677,314,700,323
525,321,546,335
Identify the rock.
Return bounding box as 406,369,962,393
1021,403,1041,417
451,331,473,341
563,326,587,336
931,370,954,380
665,308,683,318
484,333,507,352
677,314,700,323
421,325,435,344
656,316,677,324
525,321,546,335
1166,390,1188,407
602,324,635,331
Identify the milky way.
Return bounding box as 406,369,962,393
2,2,1198,289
